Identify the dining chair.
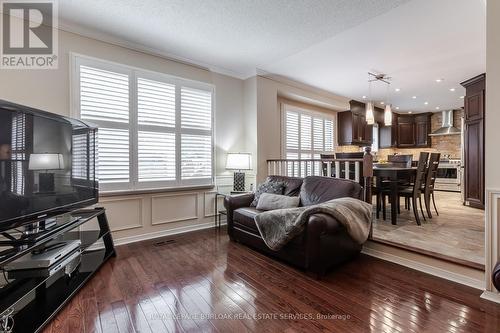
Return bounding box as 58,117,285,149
396,152,429,226
423,152,440,218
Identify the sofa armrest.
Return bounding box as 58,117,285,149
224,193,255,238
224,193,255,211
307,213,342,237
493,261,500,292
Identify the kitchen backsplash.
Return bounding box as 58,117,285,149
336,109,463,161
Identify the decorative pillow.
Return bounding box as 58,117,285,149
256,193,300,211
250,181,285,207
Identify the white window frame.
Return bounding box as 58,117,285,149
70,53,215,192
281,103,336,160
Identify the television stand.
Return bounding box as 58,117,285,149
0,207,116,333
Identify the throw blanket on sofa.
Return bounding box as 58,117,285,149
254,197,372,251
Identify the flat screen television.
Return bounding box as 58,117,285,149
0,100,98,232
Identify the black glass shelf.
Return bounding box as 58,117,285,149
0,207,116,333
0,210,103,266
12,247,114,333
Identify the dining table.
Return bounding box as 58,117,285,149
373,165,417,225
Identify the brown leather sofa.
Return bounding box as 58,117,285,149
493,262,500,291
224,175,367,276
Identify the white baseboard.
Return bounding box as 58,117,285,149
362,247,485,290
113,221,226,246
480,290,500,304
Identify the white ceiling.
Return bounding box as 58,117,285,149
261,0,486,112
58,0,411,77
58,0,486,112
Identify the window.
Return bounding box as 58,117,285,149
282,104,335,176
72,55,214,191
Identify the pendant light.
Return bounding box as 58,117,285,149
384,104,392,126
365,75,375,125
384,80,392,126
366,102,375,125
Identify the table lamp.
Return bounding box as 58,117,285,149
29,153,64,193
226,153,252,192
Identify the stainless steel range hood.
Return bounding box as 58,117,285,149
428,110,461,136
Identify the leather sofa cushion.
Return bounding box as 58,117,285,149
233,206,306,247
266,175,303,196
300,176,363,206
233,207,263,234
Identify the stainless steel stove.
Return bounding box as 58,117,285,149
435,158,461,192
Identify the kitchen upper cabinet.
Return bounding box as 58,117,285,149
414,113,432,147
338,100,432,148
461,73,485,209
337,100,373,146
379,113,398,148
397,115,415,147
338,110,372,145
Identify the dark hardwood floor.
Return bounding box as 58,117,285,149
43,227,500,333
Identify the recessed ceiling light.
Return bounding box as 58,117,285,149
435,78,443,83
395,88,401,92
424,102,429,105
362,95,367,99
380,101,385,105
412,96,417,99
450,88,456,92
435,106,440,110
460,96,465,99
408,111,412,114
395,106,400,110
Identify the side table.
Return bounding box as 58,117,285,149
214,191,252,229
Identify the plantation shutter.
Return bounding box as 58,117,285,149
325,119,334,152
137,78,176,184
79,64,131,186
79,66,129,123
180,87,213,182
313,117,324,151
74,55,214,191
286,111,299,151
282,104,336,177
137,131,176,182
72,133,88,180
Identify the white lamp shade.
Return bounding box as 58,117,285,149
384,104,393,126
365,102,375,125
29,153,64,170
226,153,252,170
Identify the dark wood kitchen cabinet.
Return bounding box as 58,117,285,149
414,113,432,147
461,73,485,209
337,100,372,146
397,115,415,147
379,113,398,148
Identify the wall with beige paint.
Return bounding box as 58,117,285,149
0,20,252,243
252,75,350,182
484,0,500,297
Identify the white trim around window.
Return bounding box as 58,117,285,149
70,53,215,192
